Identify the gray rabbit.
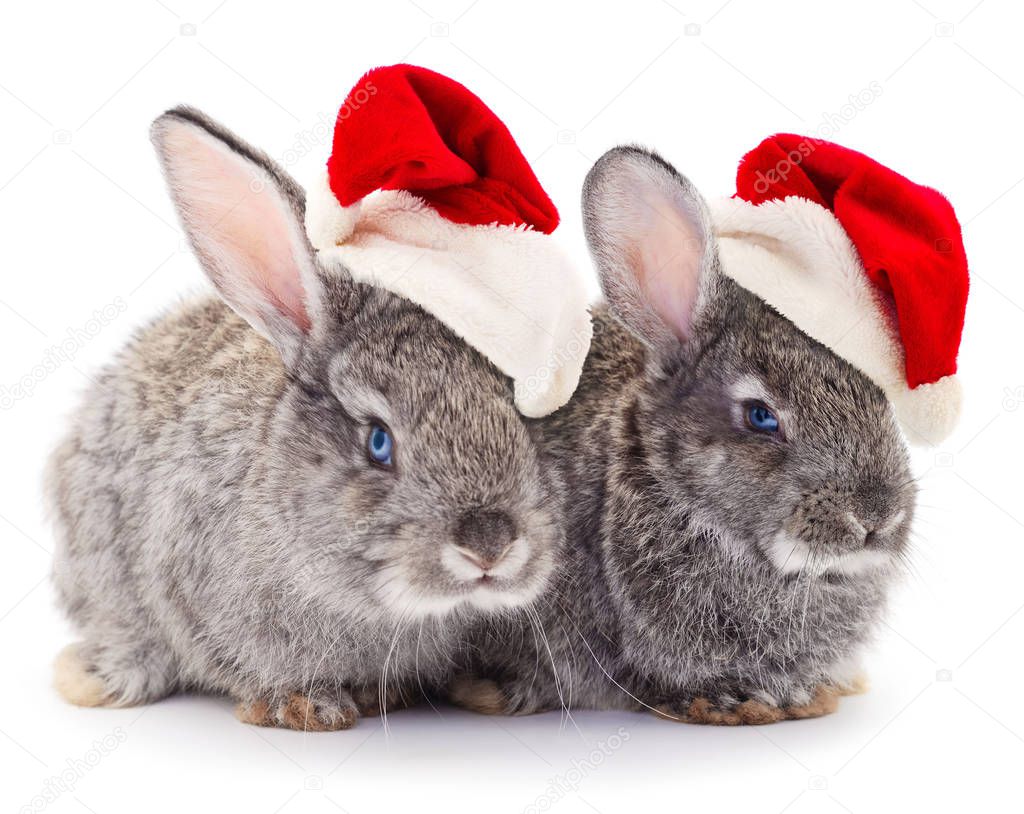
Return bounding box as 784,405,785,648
452,146,916,724
46,107,564,730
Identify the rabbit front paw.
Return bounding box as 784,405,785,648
235,689,359,732
651,685,841,726
448,674,558,716
349,683,420,717
449,675,515,714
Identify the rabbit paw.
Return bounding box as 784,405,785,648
54,644,113,707
449,675,514,715
349,683,419,717
824,656,870,696
235,690,359,732
833,674,869,696
448,674,561,716
652,685,840,726
54,641,176,708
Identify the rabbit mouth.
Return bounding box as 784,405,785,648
369,539,550,618
441,538,530,582
441,538,549,611
765,530,896,577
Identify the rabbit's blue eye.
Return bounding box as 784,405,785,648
367,424,394,467
746,402,780,434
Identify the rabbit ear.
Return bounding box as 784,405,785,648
582,146,720,354
151,107,322,365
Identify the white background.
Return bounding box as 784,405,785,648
1,0,1022,812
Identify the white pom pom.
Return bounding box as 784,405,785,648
890,374,962,446
304,170,360,249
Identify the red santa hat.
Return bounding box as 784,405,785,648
305,64,592,417
710,134,969,445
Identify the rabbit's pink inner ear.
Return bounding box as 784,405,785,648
633,193,705,341
160,121,313,339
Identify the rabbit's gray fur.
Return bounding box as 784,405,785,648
46,107,563,729
455,147,915,721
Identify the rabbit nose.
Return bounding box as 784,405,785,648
853,479,900,532
848,489,907,548
851,511,906,548
453,510,517,570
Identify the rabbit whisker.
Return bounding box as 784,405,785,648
525,604,582,737
379,595,414,737
556,599,684,722
413,617,441,717
303,624,345,734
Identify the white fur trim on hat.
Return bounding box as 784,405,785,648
305,170,360,250
710,195,960,445
312,186,592,418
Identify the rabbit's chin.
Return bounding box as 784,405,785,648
763,531,896,577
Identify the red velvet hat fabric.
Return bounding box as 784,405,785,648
325,64,559,234
735,134,968,389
